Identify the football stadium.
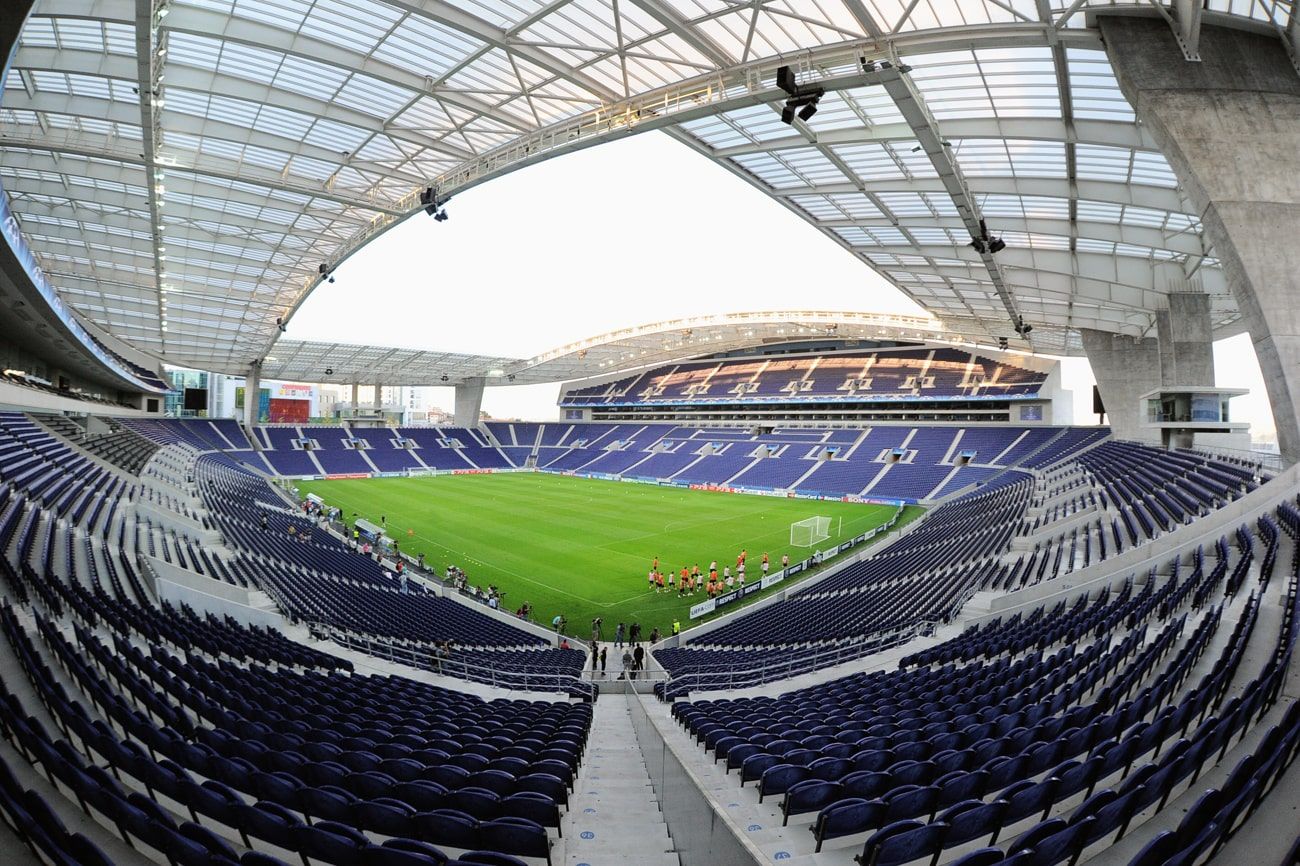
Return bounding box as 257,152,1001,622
3,3,1300,866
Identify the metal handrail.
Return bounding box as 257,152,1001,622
321,629,594,696
660,619,939,697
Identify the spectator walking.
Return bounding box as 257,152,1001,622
621,648,633,679
614,622,625,647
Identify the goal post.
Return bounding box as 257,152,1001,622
790,516,832,547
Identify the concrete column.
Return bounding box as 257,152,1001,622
1099,17,1300,463
1079,329,1162,444
454,378,485,428
1156,293,1215,388
373,384,383,411
350,383,359,417
243,364,260,431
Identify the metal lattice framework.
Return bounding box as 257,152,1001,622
259,309,970,384
3,0,1298,374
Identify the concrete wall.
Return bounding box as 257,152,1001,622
1099,17,1300,464
454,377,485,427
1079,328,1162,444
629,693,763,866
147,553,282,629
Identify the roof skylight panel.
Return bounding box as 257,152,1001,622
523,0,621,52
1074,143,1138,182
219,0,312,32
54,17,110,51
18,17,56,47
208,40,283,87
954,139,1066,178
370,15,483,78
824,193,886,219
873,191,939,217
909,226,962,245
732,152,803,188
1066,48,1135,121
0,108,37,125
239,107,312,144
774,148,850,185
445,48,525,95
789,195,842,219
268,55,351,103
836,87,905,126
302,116,371,153
332,75,415,119
437,0,542,28
1129,151,1177,187
830,142,913,180
834,227,876,246
104,22,135,55
679,116,752,149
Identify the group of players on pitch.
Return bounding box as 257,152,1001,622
646,550,790,599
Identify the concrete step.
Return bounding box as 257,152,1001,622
562,696,679,866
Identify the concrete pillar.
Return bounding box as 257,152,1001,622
1155,293,1216,450
373,384,383,411
1156,293,1215,388
1079,328,1162,444
1099,16,1300,463
454,378,485,428
350,383,359,417
243,363,260,431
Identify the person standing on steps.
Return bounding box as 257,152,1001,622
632,644,645,679
599,646,607,675
614,622,625,647
621,648,633,679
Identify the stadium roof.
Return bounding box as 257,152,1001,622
260,309,967,385
2,1,1289,375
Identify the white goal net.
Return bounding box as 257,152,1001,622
790,516,832,547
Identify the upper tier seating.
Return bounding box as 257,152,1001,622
562,347,1048,406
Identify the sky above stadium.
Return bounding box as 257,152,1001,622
290,131,1272,441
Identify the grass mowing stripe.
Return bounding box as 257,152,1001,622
296,473,921,637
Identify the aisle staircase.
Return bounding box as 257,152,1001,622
561,696,681,866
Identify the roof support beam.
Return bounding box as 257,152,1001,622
709,116,1156,158
0,135,403,216
875,63,1026,339
773,176,1194,215
134,0,166,348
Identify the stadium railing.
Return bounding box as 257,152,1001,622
319,628,596,698
659,619,941,697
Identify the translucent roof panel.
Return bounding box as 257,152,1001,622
0,0,1261,371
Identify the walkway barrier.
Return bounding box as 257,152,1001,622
628,691,763,866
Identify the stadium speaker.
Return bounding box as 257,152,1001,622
1092,385,1105,416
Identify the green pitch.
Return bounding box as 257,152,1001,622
296,472,921,638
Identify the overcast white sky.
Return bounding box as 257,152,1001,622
289,131,1272,439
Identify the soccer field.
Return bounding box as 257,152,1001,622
296,472,922,639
